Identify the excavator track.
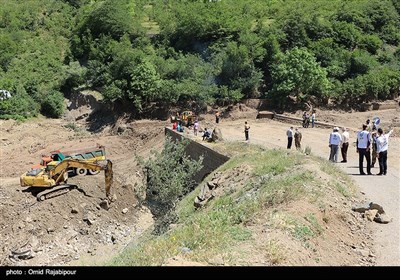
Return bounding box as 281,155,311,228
36,184,78,201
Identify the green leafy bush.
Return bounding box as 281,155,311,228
40,90,65,118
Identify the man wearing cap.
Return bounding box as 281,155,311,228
329,127,342,162
356,124,372,175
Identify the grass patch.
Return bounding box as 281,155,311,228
335,182,351,197
319,159,356,197
264,239,286,265
269,212,323,243
64,122,79,131
260,171,314,207
304,213,324,236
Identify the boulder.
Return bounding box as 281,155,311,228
374,213,392,224
369,202,385,214
352,203,370,213
365,209,378,221
211,128,223,142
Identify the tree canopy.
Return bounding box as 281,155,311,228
1,0,399,119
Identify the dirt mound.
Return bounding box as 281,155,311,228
181,154,374,266
0,114,166,265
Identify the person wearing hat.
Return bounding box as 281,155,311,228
329,127,342,162
356,124,372,175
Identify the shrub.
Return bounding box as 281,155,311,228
40,90,65,118
139,137,203,234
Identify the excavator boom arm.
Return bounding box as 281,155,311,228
52,159,113,197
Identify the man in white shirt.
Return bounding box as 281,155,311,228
340,127,350,163
287,127,293,149
356,124,372,175
376,128,394,175
329,127,342,162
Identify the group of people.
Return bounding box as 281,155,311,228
172,119,213,141
286,127,302,150
327,119,393,176
176,110,394,177
356,119,393,176
302,111,316,128
286,117,394,176
328,127,348,163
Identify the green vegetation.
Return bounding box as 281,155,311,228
110,144,356,266
1,0,399,120
138,137,203,234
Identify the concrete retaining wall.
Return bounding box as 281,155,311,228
165,128,230,183
273,114,337,129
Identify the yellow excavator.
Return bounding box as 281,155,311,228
20,159,113,201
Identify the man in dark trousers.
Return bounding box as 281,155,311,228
356,124,372,175
244,121,250,141
376,128,394,175
215,111,220,124
287,127,293,149
294,128,302,150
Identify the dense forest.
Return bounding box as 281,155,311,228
0,0,399,120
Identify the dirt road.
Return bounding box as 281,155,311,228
215,114,400,266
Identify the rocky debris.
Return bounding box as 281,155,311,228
83,212,96,226
10,249,35,261
122,208,128,214
374,213,392,224
352,203,370,213
71,207,79,214
194,166,251,208
352,202,389,224
369,203,384,214
99,200,109,210
79,229,89,235
365,210,378,222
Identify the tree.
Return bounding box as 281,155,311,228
270,47,331,103
40,90,65,118
217,42,262,98
128,60,161,111
350,49,379,76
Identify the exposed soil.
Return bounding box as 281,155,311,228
0,107,167,265
0,94,399,266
